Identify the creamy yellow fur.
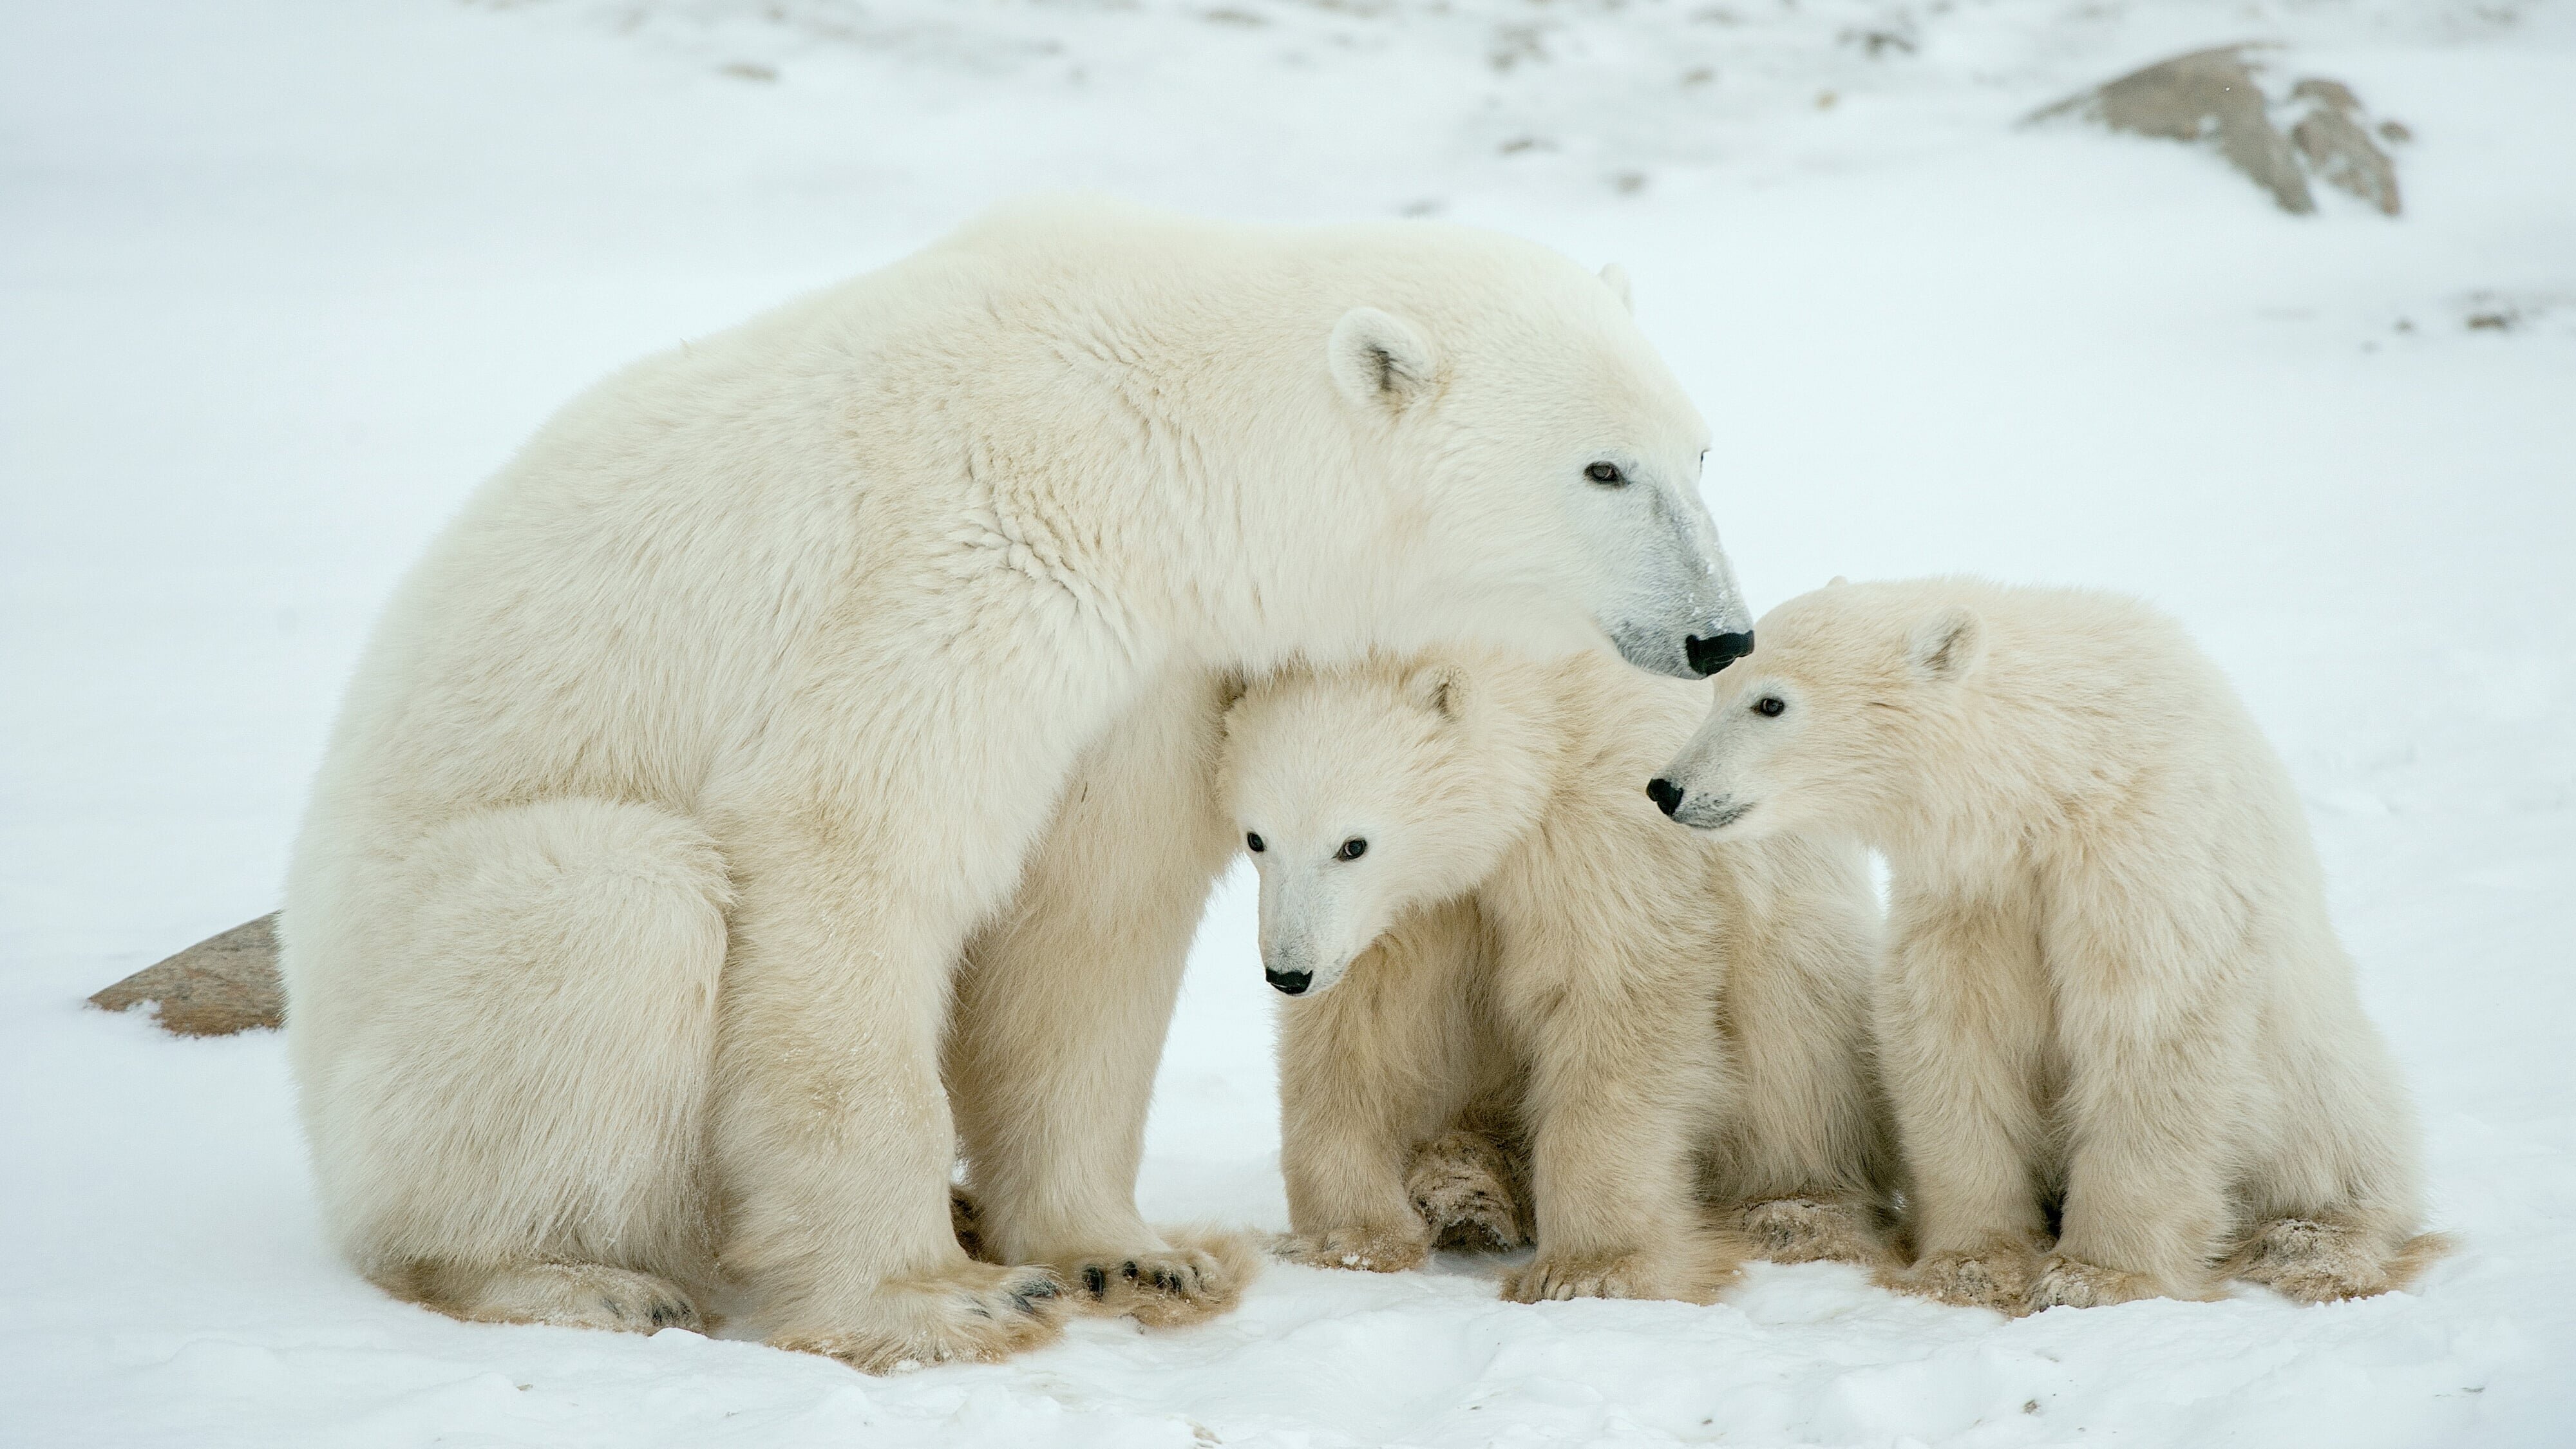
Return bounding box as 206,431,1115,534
1223,647,1895,1303
280,199,1756,1370
1656,578,2445,1312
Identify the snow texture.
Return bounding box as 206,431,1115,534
3,1,2573,1444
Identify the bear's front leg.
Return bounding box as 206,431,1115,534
945,668,1258,1327
714,853,1068,1372
1502,959,1741,1305
1874,891,2056,1313
1273,903,1490,1274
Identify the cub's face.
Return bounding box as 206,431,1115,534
1219,663,1504,998
1654,660,1840,840
1650,585,1983,840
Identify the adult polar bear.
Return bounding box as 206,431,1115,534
282,198,1754,1371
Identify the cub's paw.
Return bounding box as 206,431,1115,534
1058,1227,1260,1329
1736,1197,1894,1269
767,1260,1065,1373
1879,1240,2041,1314
2025,1254,2177,1311
1272,1222,1430,1275
1405,1131,1528,1251
1502,1239,1739,1305
2224,1218,2452,1303
394,1259,704,1334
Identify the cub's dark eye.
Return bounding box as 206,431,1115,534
1246,833,1265,853
1584,461,1625,486
1754,696,1786,717
1335,837,1368,861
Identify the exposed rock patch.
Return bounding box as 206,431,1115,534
90,913,282,1036
2033,45,2407,216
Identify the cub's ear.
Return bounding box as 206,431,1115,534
1908,605,1984,682
1405,661,1470,723
1599,262,1634,315
1826,574,1850,588
1329,307,1438,412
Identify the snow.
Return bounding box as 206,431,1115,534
3,0,2573,1443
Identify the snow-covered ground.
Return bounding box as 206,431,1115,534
5,1,2573,1443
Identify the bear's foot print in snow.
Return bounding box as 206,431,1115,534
1406,1130,1528,1251
2224,1218,2453,1303
1057,1227,1260,1328
1736,1196,1893,1269
1881,1242,2043,1314
393,1259,705,1334
768,1261,1067,1372
1273,1222,1430,1275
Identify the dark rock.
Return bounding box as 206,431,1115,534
2034,45,2313,214
90,913,282,1036
2033,45,2407,218
2289,84,2402,215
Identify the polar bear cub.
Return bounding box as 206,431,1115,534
1221,646,1895,1303
1652,578,2443,1311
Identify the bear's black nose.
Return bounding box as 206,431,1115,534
1645,777,1684,817
1265,967,1313,996
1685,630,1755,676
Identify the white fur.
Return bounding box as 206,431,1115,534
281,198,1754,1370
1221,647,1895,1303
1655,577,2443,1311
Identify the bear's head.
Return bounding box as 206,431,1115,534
1320,243,1754,682
1649,579,1985,840
1219,652,1541,998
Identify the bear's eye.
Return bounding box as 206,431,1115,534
1246,833,1265,853
1335,837,1368,861
1754,696,1786,717
1584,461,1625,486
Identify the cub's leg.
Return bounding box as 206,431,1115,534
1499,935,1741,1305
945,668,1254,1327
1714,837,1898,1269
2031,880,2252,1311
286,800,730,1333
1275,898,1487,1273
2226,960,2447,1302
1875,886,2054,1312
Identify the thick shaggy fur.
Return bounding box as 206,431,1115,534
281,199,1756,1370
1654,578,2444,1312
1222,647,1895,1303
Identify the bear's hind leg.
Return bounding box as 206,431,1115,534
1732,1195,1897,1270
2222,1216,2453,1303
390,1260,704,1333
1406,1129,1528,1251
294,799,732,1332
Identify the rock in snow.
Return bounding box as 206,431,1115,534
90,913,282,1036
2034,45,2405,216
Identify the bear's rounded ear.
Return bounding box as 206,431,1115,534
1405,661,1470,723
1329,307,1438,412
1826,574,1850,588
1599,262,1634,316
1908,605,1985,682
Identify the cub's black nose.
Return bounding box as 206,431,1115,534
1685,630,1755,676
1265,967,1313,996
1645,777,1683,817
